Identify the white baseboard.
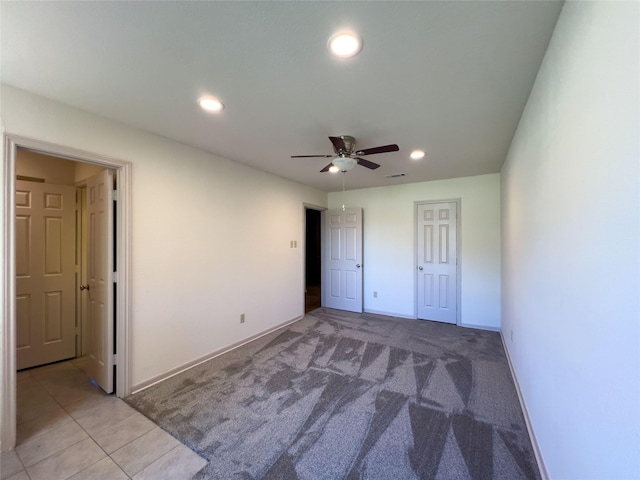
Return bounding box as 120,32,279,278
131,315,303,394
459,322,500,332
500,332,549,480
363,308,415,320
363,309,501,333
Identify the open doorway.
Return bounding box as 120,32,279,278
2,135,132,451
15,148,107,372
305,208,322,312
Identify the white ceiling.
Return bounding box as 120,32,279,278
1,1,563,192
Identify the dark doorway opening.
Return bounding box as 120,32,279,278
305,208,322,312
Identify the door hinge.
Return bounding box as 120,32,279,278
113,190,118,202
112,271,118,283
112,354,118,365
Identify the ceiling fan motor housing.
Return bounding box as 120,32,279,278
338,135,357,155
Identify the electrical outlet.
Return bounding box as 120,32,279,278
240,313,245,324
373,291,378,298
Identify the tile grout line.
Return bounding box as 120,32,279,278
17,435,88,473
62,371,202,478
16,361,185,480
12,371,31,479
62,367,146,479
57,390,136,479
15,363,131,480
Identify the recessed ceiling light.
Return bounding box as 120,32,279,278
328,32,362,58
198,96,224,112
329,165,340,173
410,150,426,160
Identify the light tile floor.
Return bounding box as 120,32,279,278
1,359,207,480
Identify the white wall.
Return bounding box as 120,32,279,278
16,149,104,185
501,2,639,478
328,173,501,330
1,85,327,387
74,161,106,183
16,149,76,185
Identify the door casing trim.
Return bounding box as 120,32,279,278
1,134,132,451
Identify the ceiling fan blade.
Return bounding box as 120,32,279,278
329,136,347,153
291,154,334,158
320,163,333,173
355,144,399,156
355,157,380,170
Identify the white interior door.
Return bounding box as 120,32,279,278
85,169,114,393
77,187,89,356
323,208,363,313
16,180,76,369
417,202,458,324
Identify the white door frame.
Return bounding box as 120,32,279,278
414,199,462,324
302,203,326,312
1,134,132,451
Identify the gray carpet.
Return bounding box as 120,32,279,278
126,309,540,479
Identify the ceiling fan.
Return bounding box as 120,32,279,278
291,135,399,172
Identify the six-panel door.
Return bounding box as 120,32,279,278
324,208,363,313
85,169,115,394
16,180,76,369
417,202,458,324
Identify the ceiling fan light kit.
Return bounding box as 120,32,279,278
332,156,357,172
291,135,399,174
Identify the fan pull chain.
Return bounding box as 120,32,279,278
341,172,346,211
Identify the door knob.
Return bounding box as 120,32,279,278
356,264,361,268
80,285,90,291
418,266,423,270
